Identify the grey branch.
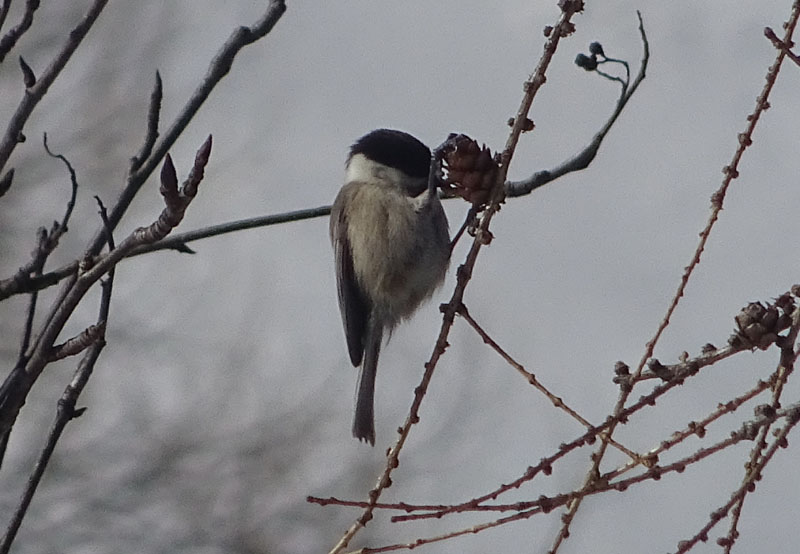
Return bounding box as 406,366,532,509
0,0,110,175
505,11,649,197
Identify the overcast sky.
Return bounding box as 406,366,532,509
1,2,799,553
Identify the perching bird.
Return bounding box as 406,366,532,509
330,129,450,445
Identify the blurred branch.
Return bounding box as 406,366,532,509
0,0,288,296
87,0,287,256
129,71,163,173
0,137,213,441
0,198,115,554
0,0,40,64
0,0,109,175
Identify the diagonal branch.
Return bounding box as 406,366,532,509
326,2,587,552
505,10,648,197
0,0,109,175
86,0,287,256
0,0,40,63
549,3,800,549
0,137,213,440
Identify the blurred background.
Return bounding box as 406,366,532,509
1,1,799,553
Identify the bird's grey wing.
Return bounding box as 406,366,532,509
332,207,369,367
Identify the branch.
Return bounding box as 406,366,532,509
129,71,163,173
0,197,115,554
549,3,800,548
326,2,587,552
0,0,40,64
0,0,109,175
86,0,287,256
505,11,648,197
0,137,213,439
0,1,287,300
347,402,800,552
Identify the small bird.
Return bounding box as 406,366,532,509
330,129,450,445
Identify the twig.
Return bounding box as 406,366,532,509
0,136,81,468
0,0,109,174
0,197,115,554
505,11,648,197
326,3,586,552
549,4,800,549
721,305,800,552
764,26,800,67
0,0,13,36
87,0,287,256
0,1,287,298
398,290,796,525
355,403,800,552
0,0,39,63
130,71,163,173
0,138,213,439
456,303,640,461
674,404,800,554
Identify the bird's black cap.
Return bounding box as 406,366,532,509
349,129,431,179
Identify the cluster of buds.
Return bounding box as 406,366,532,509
730,290,798,350
438,133,500,207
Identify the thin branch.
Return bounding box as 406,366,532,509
0,204,330,299
0,168,12,198
326,3,586,552
721,305,800,552
354,403,800,552
87,0,287,256
0,2,288,301
0,0,13,36
456,303,640,461
129,71,163,173
0,0,109,174
549,4,800,549
765,26,800,67
389,290,797,525
0,132,83,469
674,404,800,554
0,198,115,554
505,11,648,197
0,138,212,440
0,0,39,64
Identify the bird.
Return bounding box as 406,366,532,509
330,129,450,445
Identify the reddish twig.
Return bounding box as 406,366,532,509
550,2,800,549
325,3,587,553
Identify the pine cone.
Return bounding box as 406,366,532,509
440,134,500,206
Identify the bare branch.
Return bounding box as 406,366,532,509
0,234,113,553
549,4,800,549
0,168,11,198
48,322,105,361
0,138,212,440
327,3,587,552
0,0,110,175
506,11,648,197
765,26,800,67
129,71,163,172
87,0,287,256
0,0,40,64
456,303,640,461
